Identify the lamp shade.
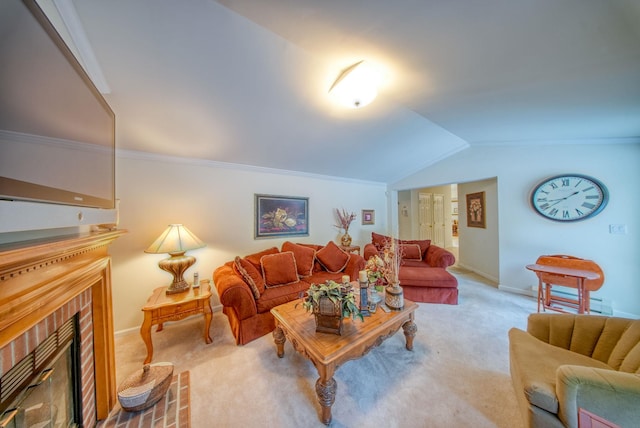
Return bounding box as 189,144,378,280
329,60,382,108
144,224,205,255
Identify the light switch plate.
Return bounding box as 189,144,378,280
609,224,627,234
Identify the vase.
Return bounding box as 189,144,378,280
314,296,343,335
385,281,404,311
340,231,352,247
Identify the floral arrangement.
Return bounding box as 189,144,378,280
299,280,363,321
469,198,483,222
334,208,356,233
365,237,402,287
365,255,387,287
261,207,299,230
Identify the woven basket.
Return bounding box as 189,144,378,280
117,362,174,412
313,296,343,335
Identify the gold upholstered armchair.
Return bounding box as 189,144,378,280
508,313,640,428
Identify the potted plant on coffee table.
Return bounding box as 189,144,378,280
300,280,363,335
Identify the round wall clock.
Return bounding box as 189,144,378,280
530,174,609,222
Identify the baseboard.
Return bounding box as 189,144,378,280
499,285,639,319
498,284,536,297
455,262,499,284
611,309,640,319
115,303,223,338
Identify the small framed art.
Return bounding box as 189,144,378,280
466,192,486,228
362,209,375,225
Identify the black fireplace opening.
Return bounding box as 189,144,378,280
0,316,82,428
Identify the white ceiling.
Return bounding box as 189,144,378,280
71,0,640,183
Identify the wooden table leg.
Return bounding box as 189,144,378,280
545,283,552,308
403,317,417,351
203,300,213,344
140,312,154,364
577,279,585,314
537,278,543,312
315,365,337,425
273,324,286,358
585,290,591,313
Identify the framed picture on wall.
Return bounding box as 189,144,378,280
466,191,486,228
362,209,375,225
255,194,309,238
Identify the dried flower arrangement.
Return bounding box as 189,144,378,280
334,208,356,233
381,238,402,285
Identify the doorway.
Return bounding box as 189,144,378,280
398,184,458,264
398,178,499,283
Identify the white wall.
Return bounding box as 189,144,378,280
397,190,412,240
457,178,499,282
109,152,388,331
392,143,640,318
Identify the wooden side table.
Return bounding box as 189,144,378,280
526,263,601,314
339,245,360,255
140,282,213,364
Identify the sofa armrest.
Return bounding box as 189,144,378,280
363,243,378,260
343,253,365,279
424,245,455,268
556,365,640,428
213,264,258,321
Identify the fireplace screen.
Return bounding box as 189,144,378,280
0,318,79,428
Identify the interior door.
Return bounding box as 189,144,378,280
432,194,445,247
418,193,433,240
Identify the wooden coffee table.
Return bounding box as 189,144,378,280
271,297,418,425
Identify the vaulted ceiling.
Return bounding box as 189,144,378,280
71,0,640,183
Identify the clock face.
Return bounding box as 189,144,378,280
531,174,609,222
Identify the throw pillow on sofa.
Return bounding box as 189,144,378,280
371,232,430,260
316,241,350,273
400,244,422,261
401,238,431,259
233,256,265,299
282,241,315,277
372,232,390,251
261,251,299,287
244,247,279,271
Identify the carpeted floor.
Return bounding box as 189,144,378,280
112,267,536,427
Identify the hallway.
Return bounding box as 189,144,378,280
446,236,459,266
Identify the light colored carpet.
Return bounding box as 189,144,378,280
113,267,535,427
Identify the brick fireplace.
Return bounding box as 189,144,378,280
0,230,124,427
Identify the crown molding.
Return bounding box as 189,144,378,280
51,0,111,94
471,136,640,146
116,148,387,187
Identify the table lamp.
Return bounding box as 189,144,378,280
145,224,205,294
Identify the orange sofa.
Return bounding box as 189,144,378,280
213,241,365,345
363,232,458,305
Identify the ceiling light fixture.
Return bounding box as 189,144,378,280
329,60,382,108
